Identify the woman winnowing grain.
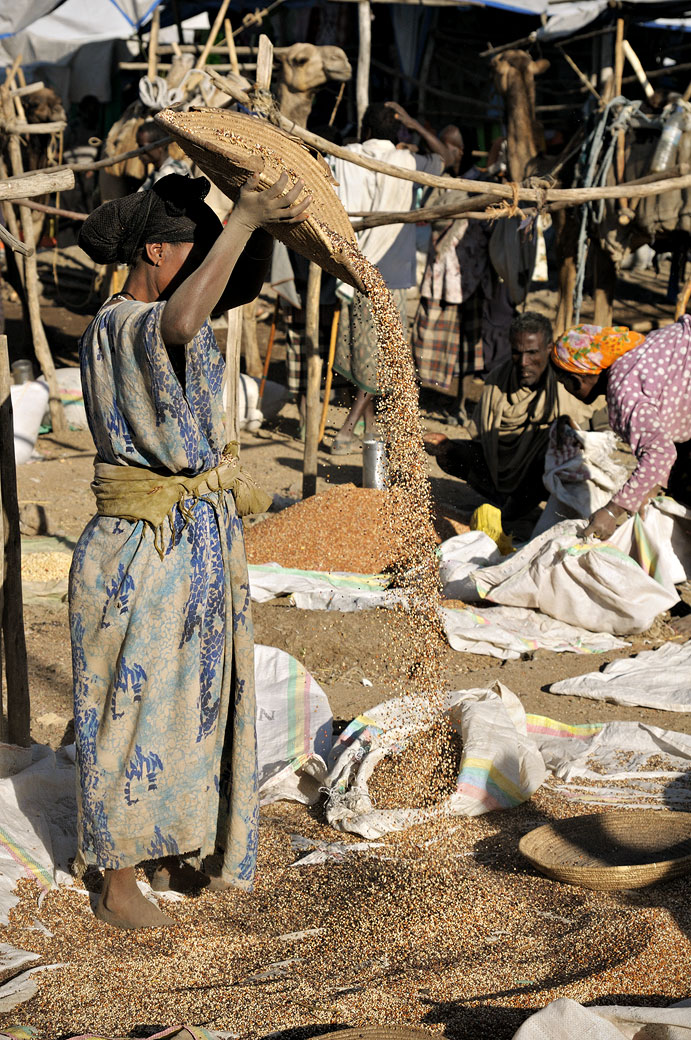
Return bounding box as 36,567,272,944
72,172,310,930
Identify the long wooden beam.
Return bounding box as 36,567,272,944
203,69,691,210
0,167,74,201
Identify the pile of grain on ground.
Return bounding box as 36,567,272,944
3,792,691,1039
245,484,402,573
21,551,72,582
368,720,463,809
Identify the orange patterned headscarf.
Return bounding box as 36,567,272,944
551,324,645,376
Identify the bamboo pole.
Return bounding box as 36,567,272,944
356,0,371,136
0,334,30,747
302,262,322,499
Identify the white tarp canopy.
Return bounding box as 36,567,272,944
539,0,691,38
0,0,161,65
0,0,166,103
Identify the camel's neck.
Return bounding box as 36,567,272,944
276,82,314,128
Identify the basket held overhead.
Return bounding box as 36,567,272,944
154,107,366,293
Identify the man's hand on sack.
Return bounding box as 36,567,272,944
423,431,450,458
583,501,628,540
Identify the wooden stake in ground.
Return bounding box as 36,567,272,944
0,333,30,747
0,85,66,433
241,33,274,381
225,307,243,446
675,270,691,319
302,262,323,498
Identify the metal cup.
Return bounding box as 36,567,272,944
11,359,35,385
362,438,387,490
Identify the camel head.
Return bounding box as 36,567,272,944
491,50,549,99
23,87,66,125
274,43,352,95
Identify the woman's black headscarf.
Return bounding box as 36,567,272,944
79,174,223,266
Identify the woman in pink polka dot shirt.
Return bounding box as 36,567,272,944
551,317,691,540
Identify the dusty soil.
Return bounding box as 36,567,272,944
7,247,690,749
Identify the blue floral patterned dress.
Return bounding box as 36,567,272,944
69,299,258,888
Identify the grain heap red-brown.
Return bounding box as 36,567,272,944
245,484,401,574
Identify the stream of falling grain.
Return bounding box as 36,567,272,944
321,227,455,807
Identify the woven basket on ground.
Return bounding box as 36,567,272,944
154,107,366,293
519,809,691,890
323,1028,438,1040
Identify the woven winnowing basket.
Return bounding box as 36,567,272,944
519,810,691,891
154,107,366,293
323,1028,439,1040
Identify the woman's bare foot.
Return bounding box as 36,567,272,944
95,867,175,930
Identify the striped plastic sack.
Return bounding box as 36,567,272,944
323,683,547,839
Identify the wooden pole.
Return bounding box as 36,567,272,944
255,34,274,91
147,5,161,81
318,308,340,444
225,307,243,446
0,89,66,433
614,20,630,223
196,0,233,71
557,47,602,105
356,0,371,137
225,17,240,77
0,334,30,747
302,262,322,499
675,270,691,319
241,35,274,382
0,165,75,200
258,298,280,404
241,298,263,378
206,69,691,208
623,39,655,100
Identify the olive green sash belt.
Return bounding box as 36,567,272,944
92,442,271,558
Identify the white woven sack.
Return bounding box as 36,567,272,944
473,518,679,636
